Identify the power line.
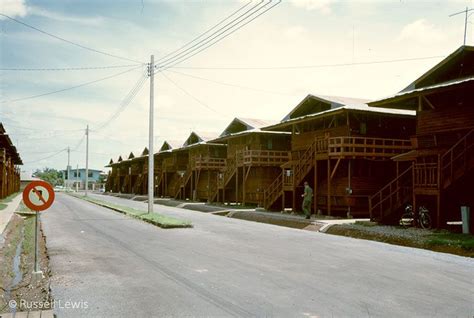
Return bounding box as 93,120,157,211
0,65,144,104
156,0,281,71
72,134,86,151
154,0,253,63
23,148,67,165
93,71,148,131
168,55,446,70
165,69,296,96
1,122,84,132
155,0,268,67
0,64,143,71
0,13,144,64
160,71,224,116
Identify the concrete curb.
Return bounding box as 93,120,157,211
318,223,335,233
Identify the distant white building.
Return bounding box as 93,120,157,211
61,167,104,190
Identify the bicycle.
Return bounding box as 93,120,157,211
399,204,432,229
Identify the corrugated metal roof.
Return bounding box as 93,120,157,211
219,117,278,138
401,45,474,92
236,117,278,129
212,128,290,142
192,131,220,142
370,76,474,106
264,104,415,130
282,94,371,121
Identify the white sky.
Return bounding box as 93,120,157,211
1,0,473,174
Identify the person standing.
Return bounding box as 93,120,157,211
301,181,313,219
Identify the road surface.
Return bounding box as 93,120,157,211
41,193,473,317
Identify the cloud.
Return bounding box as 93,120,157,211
290,0,335,14
28,6,105,26
0,0,28,18
397,19,444,44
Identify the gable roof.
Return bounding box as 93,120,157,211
263,103,415,131
219,117,277,137
159,140,181,152
282,94,370,121
183,131,219,147
369,75,474,108
401,45,474,92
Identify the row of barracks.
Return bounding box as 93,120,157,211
106,45,474,229
0,124,22,198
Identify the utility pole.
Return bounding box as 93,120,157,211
76,164,79,192
67,146,70,190
449,7,474,45
148,55,155,213
85,125,89,197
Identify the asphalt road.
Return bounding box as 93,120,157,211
42,193,474,317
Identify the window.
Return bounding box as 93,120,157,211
74,172,78,177
88,172,93,178
267,138,273,150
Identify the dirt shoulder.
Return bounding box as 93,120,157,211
0,211,51,314
326,222,474,257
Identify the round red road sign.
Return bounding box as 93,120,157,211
23,181,55,212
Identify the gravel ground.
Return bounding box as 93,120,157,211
337,223,435,243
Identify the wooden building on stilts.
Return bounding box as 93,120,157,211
0,124,22,198
172,132,226,201
368,45,474,229
211,118,291,206
105,148,150,195
155,140,181,197
262,95,416,217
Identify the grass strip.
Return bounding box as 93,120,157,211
0,192,20,211
70,193,192,229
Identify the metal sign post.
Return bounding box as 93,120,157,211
23,181,55,277
34,210,40,272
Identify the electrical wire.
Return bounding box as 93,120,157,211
159,71,224,116
154,0,253,63
168,55,446,70
23,148,67,164
0,13,144,64
0,65,144,104
155,0,268,68
92,72,148,131
72,134,86,151
0,64,144,71
165,69,296,96
1,122,84,132
156,0,281,71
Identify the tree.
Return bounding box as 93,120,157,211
33,168,63,186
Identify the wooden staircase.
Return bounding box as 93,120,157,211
293,139,319,187
263,138,323,210
174,168,193,199
369,128,474,222
440,128,474,189
263,171,283,210
132,173,144,194
222,157,237,188
122,174,131,193
209,157,237,202
368,166,413,221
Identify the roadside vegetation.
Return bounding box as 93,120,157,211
70,194,192,229
327,221,474,257
1,202,51,314
0,193,19,211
